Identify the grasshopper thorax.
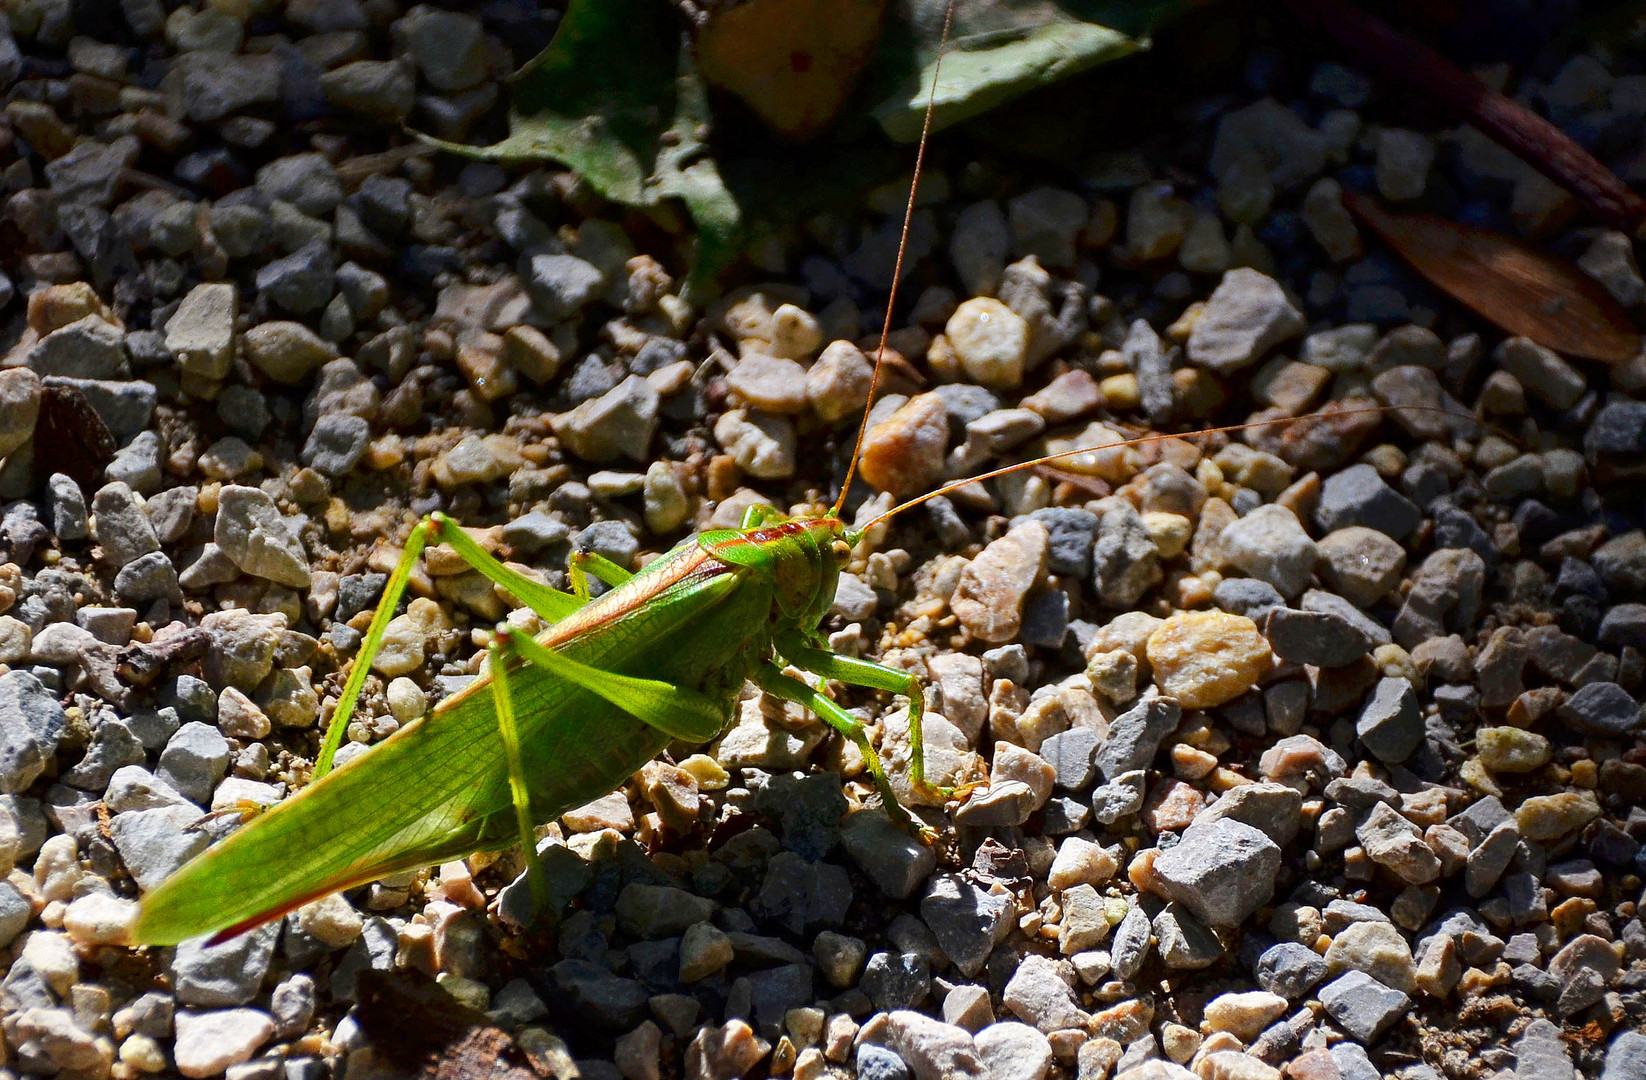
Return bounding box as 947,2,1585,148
698,513,853,634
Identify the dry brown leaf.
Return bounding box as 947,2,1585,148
1345,190,1641,365
697,0,887,141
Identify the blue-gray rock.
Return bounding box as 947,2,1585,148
256,242,335,314
1356,677,1422,764
1091,499,1160,607
1094,697,1181,780
1601,1030,1646,1080
752,852,850,933
1254,941,1327,999
114,551,178,604
1029,508,1097,579
1261,607,1372,667
0,502,47,565
1513,1018,1576,1080
329,916,401,1001
857,1043,913,1080
573,520,640,577
1109,902,1152,981
110,805,212,890
503,511,569,555
1315,464,1420,540
47,474,86,541
92,481,160,569
1151,817,1281,927
170,923,280,1006
920,872,1013,977
1330,1042,1381,1080
0,671,67,794
862,951,931,1011
42,377,155,442
106,430,164,493
1318,970,1409,1042
754,772,848,861
61,718,144,790
747,962,815,1035
0,880,30,949
1154,904,1223,969
1428,499,1495,566
256,153,343,218
1039,727,1101,791
1212,577,1286,620
1091,770,1147,824
549,960,649,1028
157,721,230,805
1300,589,1390,647
1587,400,1646,460
843,810,936,900
524,254,604,322
300,414,371,477
1041,795,1091,834
1019,588,1068,648
1558,681,1642,736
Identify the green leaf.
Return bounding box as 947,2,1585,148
870,0,1197,142
423,0,741,291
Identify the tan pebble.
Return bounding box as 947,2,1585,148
1021,368,1104,423
805,340,874,424
1476,727,1549,773
727,352,810,413
1201,991,1288,1042
859,392,948,497
1100,372,1141,410
950,521,1048,643
945,297,1028,389
1145,610,1272,710
1514,790,1599,841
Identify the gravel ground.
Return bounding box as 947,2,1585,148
0,2,1645,1080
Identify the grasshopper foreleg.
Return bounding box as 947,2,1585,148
773,629,961,809
567,549,633,601
753,664,934,842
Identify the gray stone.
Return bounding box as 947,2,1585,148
157,722,230,805
256,242,334,314
1094,697,1181,780
319,60,416,121
858,1043,913,1080
751,852,850,934
525,254,604,322
1002,955,1085,1033
255,154,342,218
843,810,936,900
1090,771,1146,827
863,951,930,1011
1212,577,1286,619
1187,268,1306,373
552,376,660,463
0,672,67,794
1109,902,1152,980
1262,607,1371,667
1039,727,1101,791
110,804,212,890
1220,504,1317,598
61,717,144,790
920,873,1013,977
92,481,160,569
1547,933,1620,1016
1153,904,1222,969
215,485,311,589
171,924,279,1007
1356,677,1422,764
1315,464,1420,539
1091,498,1161,607
1513,1019,1576,1080
300,414,371,478
1317,970,1408,1042
1255,941,1327,998
115,551,178,604
171,52,281,122
1557,681,1641,736
1601,1030,1646,1080
548,960,648,1029
1149,817,1280,927
29,316,127,379
1029,508,1097,579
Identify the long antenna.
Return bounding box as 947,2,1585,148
832,0,959,517
858,404,1465,532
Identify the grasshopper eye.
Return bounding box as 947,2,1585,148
831,540,851,562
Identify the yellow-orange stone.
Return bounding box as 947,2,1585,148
1145,610,1273,710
